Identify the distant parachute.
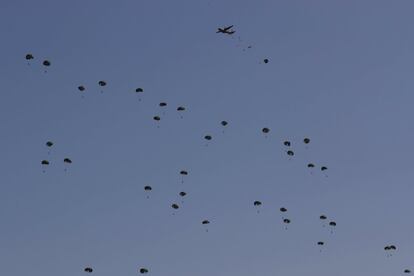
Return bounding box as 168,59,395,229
139,268,149,274
171,203,179,210
321,166,328,171
180,170,188,175
153,116,161,121
280,207,287,213
202,220,210,225
42,60,51,73
221,121,228,126
41,160,50,165
63,158,72,164
320,215,327,220
177,106,186,118
283,141,291,147
84,267,93,273
404,269,411,274
25,53,34,65
46,141,53,147
283,218,291,224
263,58,269,64
144,185,152,191
159,102,167,107
98,81,107,93
287,150,294,157
135,88,144,101
78,86,85,92
204,135,212,141
303,138,310,144
262,127,270,134
254,201,262,213
307,163,315,168
317,241,324,246
179,191,187,197
25,53,34,60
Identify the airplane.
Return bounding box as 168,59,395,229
216,25,235,35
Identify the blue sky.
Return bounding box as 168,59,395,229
1,0,414,275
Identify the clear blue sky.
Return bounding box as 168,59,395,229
1,0,414,275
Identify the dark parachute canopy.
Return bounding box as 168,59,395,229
171,203,179,210
262,127,270,134
404,269,411,273
139,268,149,274
144,186,152,191
303,138,310,144
135,88,144,93
98,81,107,87
177,106,186,111
78,86,85,92
180,170,188,175
153,116,161,121
283,218,291,224
329,221,337,227
84,267,93,273
287,150,294,156
179,191,187,197
221,120,228,126
317,241,324,246
319,215,327,220
159,102,167,107
42,60,51,67
283,141,291,147
321,166,328,171
41,160,50,165
25,53,34,60
46,141,54,147
202,220,210,225
204,135,212,141
63,158,72,164
280,207,287,212
253,201,262,206
263,58,269,64
307,163,315,168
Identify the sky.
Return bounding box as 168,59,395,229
1,0,414,275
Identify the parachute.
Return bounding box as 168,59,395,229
144,186,152,191
254,201,262,206
262,127,270,134
180,170,188,175
46,141,53,147
303,138,310,144
42,60,51,73
139,268,149,274
25,54,34,60
78,86,85,92
135,88,144,101
177,106,186,119
41,160,50,165
287,150,294,156
283,218,291,224
98,81,106,87
283,141,291,147
221,121,228,126
321,166,328,171
317,241,324,246
280,207,287,212
84,267,93,273
159,102,167,107
263,58,269,64
404,269,411,273
171,203,179,209
25,53,34,65
320,215,327,220
153,116,161,121
63,158,72,164
202,220,210,225
179,191,187,197
307,163,315,168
